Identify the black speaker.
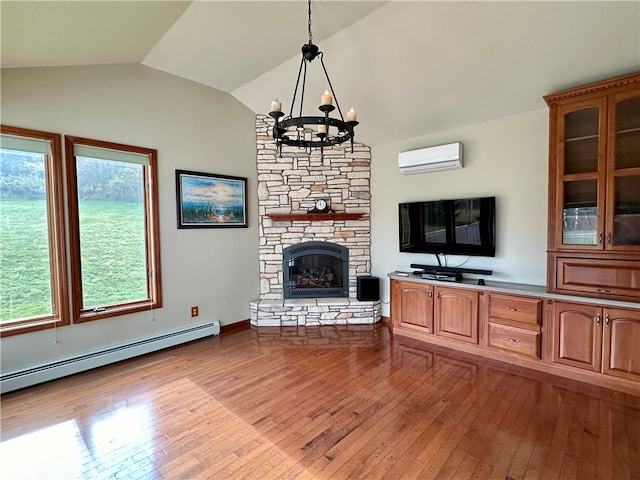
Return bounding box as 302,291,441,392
357,276,380,301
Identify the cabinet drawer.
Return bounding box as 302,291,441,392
556,257,640,300
488,293,541,328
488,323,541,359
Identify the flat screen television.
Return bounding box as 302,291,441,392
399,196,496,257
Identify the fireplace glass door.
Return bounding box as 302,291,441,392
283,242,349,298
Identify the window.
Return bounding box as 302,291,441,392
0,126,69,336
65,136,162,322
0,127,162,336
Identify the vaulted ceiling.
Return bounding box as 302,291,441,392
2,1,639,147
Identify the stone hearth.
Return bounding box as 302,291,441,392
251,115,381,327
250,298,381,327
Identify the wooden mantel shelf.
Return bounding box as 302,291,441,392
267,212,365,222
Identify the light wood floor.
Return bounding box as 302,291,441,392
1,324,638,480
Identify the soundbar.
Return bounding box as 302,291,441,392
410,263,493,276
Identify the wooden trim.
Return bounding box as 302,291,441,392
64,136,162,324
221,319,251,335
544,71,640,105
267,212,365,222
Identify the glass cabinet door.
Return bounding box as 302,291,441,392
608,92,640,249
559,101,606,248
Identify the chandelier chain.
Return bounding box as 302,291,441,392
307,0,313,44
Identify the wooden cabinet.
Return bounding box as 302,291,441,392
434,286,479,344
391,280,434,333
545,72,640,302
552,301,640,381
389,275,639,394
487,293,542,358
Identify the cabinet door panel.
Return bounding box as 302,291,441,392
553,301,602,372
553,99,607,251
605,89,640,251
611,92,640,170
609,174,640,249
556,257,640,300
562,104,602,174
393,281,434,333
602,308,640,381
435,287,478,344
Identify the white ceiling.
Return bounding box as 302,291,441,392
2,1,639,147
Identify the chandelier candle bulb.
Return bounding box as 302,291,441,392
270,100,282,113
321,90,333,106
317,124,327,134
347,108,357,122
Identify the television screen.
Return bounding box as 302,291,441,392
399,196,496,256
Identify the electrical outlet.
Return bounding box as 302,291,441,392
190,306,199,317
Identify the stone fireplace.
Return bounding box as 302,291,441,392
250,115,381,327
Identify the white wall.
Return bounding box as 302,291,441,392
370,110,549,315
1,64,259,373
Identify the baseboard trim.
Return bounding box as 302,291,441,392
1,321,221,394
221,319,250,336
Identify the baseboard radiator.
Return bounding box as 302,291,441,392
1,321,220,394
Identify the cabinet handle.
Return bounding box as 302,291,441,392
596,314,601,327
598,232,604,245
507,307,520,312
428,291,433,298
597,288,614,294
607,232,612,245
605,314,610,327
506,337,519,343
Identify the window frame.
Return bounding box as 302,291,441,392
0,125,70,337
64,136,162,323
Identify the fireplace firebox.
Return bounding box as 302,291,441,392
283,241,349,299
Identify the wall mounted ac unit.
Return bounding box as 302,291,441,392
398,142,463,174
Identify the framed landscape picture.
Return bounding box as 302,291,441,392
176,170,248,228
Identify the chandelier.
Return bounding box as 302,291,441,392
269,0,359,157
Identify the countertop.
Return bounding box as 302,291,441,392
388,272,640,310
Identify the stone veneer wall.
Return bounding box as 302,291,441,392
252,115,381,326
256,114,373,299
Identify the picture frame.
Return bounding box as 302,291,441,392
175,169,248,228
